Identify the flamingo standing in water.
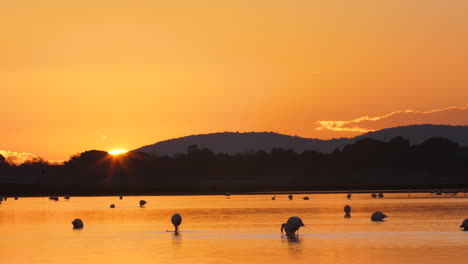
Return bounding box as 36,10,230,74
460,219,468,231
371,211,388,221
171,213,183,234
281,216,305,238
71,219,84,229
344,205,351,218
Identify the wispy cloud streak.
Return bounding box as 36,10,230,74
316,105,468,133
91,132,107,140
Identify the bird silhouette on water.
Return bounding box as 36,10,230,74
71,219,84,229
110,204,115,208
281,216,305,239
288,194,293,200
344,205,351,218
139,200,147,207
371,211,388,221
171,213,183,234
347,193,352,199
460,219,468,231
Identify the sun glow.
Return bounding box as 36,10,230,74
108,149,128,155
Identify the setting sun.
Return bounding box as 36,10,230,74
108,149,128,155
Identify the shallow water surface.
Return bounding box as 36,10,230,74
1,193,468,264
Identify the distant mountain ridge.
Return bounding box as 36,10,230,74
354,125,468,145
134,125,468,156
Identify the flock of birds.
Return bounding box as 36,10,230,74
45,196,181,233
277,193,388,239
70,212,183,233
2,192,468,237
68,200,183,234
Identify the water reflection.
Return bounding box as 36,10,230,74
285,237,303,256
171,232,182,250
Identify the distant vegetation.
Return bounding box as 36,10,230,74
1,136,468,195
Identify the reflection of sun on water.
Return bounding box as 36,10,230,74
108,149,128,155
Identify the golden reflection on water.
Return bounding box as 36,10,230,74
1,193,468,263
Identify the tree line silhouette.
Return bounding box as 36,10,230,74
1,136,468,195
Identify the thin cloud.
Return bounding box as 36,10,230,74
316,105,468,133
91,132,107,140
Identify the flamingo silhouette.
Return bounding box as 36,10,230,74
71,219,84,229
460,219,468,230
344,205,351,218
281,216,305,238
371,211,388,221
171,213,183,234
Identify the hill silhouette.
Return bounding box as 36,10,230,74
134,125,468,156
135,132,349,156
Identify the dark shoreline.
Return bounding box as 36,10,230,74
2,183,467,197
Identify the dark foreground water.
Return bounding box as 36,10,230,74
1,193,468,264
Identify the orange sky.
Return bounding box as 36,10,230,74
1,0,468,161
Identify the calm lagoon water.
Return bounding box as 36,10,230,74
1,193,468,264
